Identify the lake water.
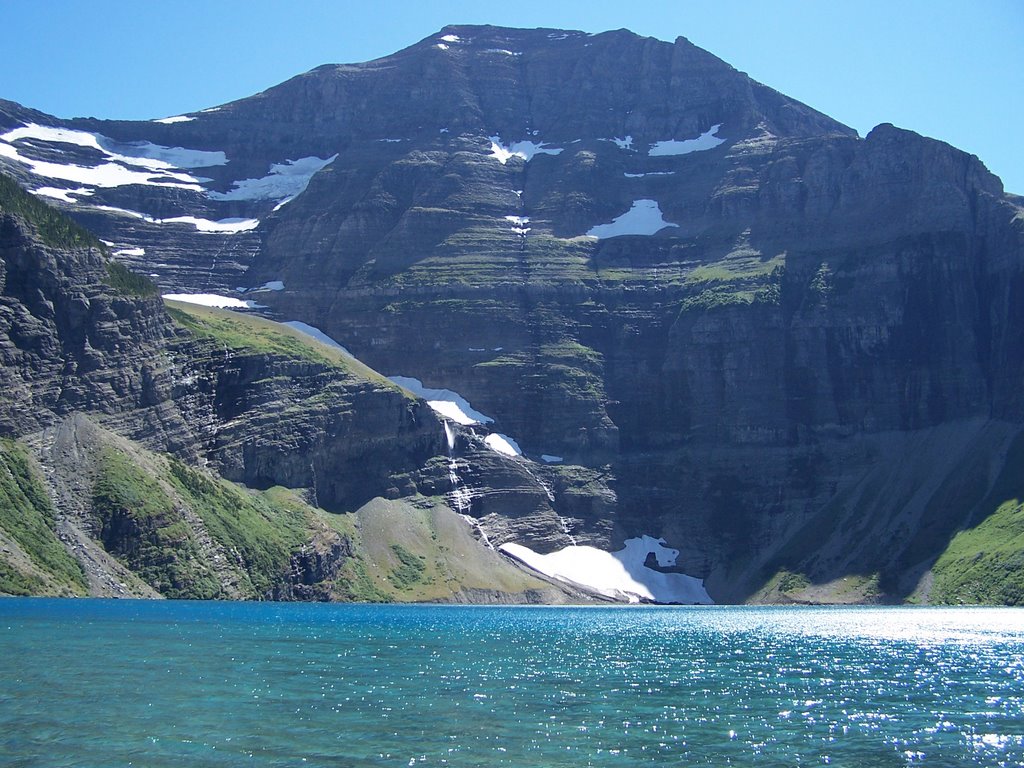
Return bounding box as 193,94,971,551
1,601,1022,767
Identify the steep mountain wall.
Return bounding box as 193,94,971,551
0,176,578,602
1,26,1022,602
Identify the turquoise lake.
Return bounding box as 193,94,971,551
1,601,1023,767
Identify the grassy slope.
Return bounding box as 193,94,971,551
752,424,1024,605
929,431,1024,605
0,439,87,596
164,300,398,388
339,497,562,603
929,499,1024,605
91,447,222,598
88,439,337,599
166,459,312,597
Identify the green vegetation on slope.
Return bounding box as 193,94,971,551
388,543,428,590
0,439,87,596
165,300,391,385
167,460,310,596
930,431,1024,605
0,172,156,296
92,448,221,598
339,497,557,602
931,499,1024,605
166,303,339,363
680,250,785,311
105,261,159,297
0,172,104,250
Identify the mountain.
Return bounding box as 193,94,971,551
0,171,578,601
1,25,1022,604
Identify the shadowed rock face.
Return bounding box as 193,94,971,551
2,25,1023,603
0,182,443,515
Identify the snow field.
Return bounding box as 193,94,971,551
161,293,266,309
207,155,337,203
586,199,678,238
388,376,495,426
489,137,564,164
281,321,354,357
649,124,724,156
93,205,258,233
500,535,713,604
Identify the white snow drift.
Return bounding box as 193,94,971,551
250,280,285,292
586,199,678,238
0,122,225,192
282,321,354,357
32,186,93,202
500,535,713,604
208,155,337,203
648,124,725,156
93,205,258,233
485,433,523,457
387,376,494,426
161,293,265,309
488,137,564,164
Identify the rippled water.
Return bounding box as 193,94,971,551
1,601,1022,766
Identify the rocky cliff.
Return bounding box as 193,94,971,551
0,174,571,602
1,25,1022,604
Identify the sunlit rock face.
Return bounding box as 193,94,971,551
1,25,1022,603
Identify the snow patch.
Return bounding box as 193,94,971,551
504,214,531,235
153,115,194,124
602,136,634,151
0,145,204,190
113,247,145,257
104,141,225,170
162,293,265,309
282,321,353,357
483,48,520,56
586,199,678,238
436,43,449,51
440,34,461,43
92,205,258,233
649,124,724,156
500,535,713,604
31,186,92,202
1,124,225,169
624,171,676,178
250,280,284,292
485,433,522,458
208,154,335,202
387,376,494,425
0,123,224,190
541,455,564,464
488,137,563,164
164,216,258,233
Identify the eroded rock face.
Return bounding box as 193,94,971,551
0,211,184,440
2,25,1023,602
272,535,354,601
0,205,444,513
168,342,443,512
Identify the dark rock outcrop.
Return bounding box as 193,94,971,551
2,25,1023,603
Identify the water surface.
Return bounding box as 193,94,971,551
1,600,1022,766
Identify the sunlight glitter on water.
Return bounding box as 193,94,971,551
1,602,1022,766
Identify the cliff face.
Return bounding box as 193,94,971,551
0,175,575,602
1,26,1023,603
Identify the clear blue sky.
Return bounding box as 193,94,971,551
2,0,1021,193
